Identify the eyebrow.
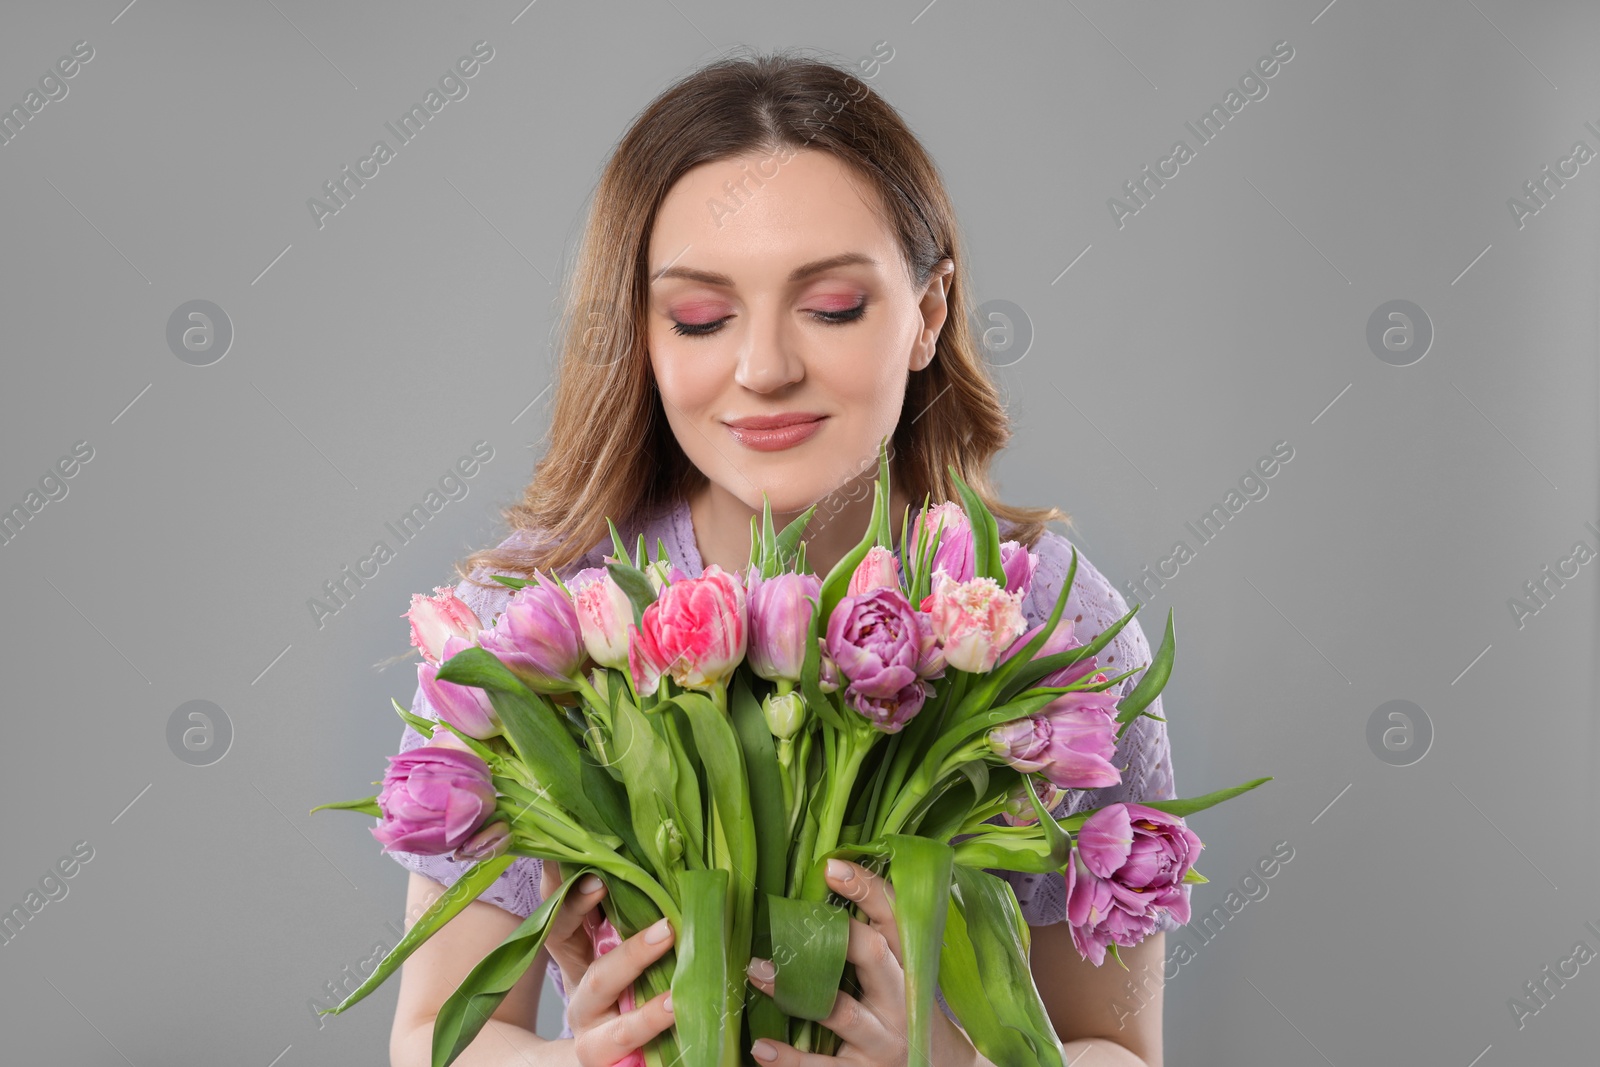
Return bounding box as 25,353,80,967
649,251,879,286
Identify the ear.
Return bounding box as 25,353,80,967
911,258,956,372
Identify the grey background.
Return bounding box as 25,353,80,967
2,1,1595,1064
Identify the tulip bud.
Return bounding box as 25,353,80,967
655,818,684,868
570,567,635,670
451,819,511,862
847,545,901,596
762,690,806,740
406,586,483,665
644,558,687,594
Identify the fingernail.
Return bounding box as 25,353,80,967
577,874,603,893
746,957,775,982
826,859,853,881
644,917,672,944
752,1040,778,1062
663,993,673,1013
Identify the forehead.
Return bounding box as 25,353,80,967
648,150,902,282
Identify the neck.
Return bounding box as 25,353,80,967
688,477,914,579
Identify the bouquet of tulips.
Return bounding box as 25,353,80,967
313,440,1270,1067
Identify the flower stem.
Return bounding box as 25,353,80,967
800,722,872,902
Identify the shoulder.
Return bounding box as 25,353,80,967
450,505,679,627
1010,525,1151,696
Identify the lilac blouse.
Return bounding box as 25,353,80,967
387,497,1182,1038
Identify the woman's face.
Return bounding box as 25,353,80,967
646,148,953,518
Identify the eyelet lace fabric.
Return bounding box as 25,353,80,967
384,500,1181,1036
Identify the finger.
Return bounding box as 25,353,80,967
824,859,901,960
568,916,676,1029
746,949,902,1059
575,989,676,1066
748,1036,840,1067
540,864,607,968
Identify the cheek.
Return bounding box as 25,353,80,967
649,340,723,411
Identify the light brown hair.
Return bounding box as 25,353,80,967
456,48,1067,589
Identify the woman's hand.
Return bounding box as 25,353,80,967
742,858,981,1067
540,860,678,1066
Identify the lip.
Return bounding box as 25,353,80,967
724,412,827,430
724,414,827,452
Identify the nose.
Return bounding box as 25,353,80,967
733,310,804,393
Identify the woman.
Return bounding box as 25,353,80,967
387,50,1178,1067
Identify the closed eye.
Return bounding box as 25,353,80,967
671,300,868,338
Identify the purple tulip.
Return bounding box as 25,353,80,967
910,502,975,583
371,744,498,856
825,587,923,699
1000,540,1037,597
476,572,585,693
418,634,502,739
1066,803,1201,965
746,570,821,683
847,677,931,733
986,689,1123,790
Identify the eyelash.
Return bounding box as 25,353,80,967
670,299,868,338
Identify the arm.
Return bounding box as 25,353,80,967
390,871,570,1066
1031,927,1164,1067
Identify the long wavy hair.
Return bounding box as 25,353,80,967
455,48,1067,589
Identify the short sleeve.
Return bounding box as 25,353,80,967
986,528,1185,934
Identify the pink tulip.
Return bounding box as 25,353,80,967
920,570,1027,674
371,744,498,856
848,545,902,596
825,587,929,731
628,564,747,694
418,635,502,739
477,572,585,693
1066,803,1201,965
746,570,821,682
986,688,1123,790
570,567,635,671
910,502,974,582
589,915,646,1067
405,586,483,665
1000,540,1037,597
912,612,946,680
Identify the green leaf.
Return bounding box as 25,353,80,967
392,697,438,738
675,868,733,1067
489,574,532,590
948,466,1004,586
430,862,599,1066
817,437,891,625
1115,608,1174,732
880,834,955,1067
942,864,1066,1065
317,854,515,1019
1183,866,1210,884
730,676,789,902
775,503,818,571
1127,776,1274,818
605,561,657,630
436,648,607,833
767,893,850,1021
606,516,634,567
308,795,381,818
